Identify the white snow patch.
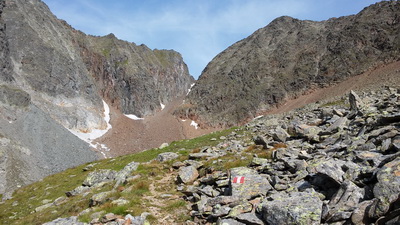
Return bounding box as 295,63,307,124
190,120,199,129
181,119,186,122
160,103,165,110
124,114,144,120
186,83,195,95
67,100,112,158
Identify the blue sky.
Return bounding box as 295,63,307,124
43,0,380,79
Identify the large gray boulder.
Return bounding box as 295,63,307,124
372,158,400,218
260,191,323,225
229,167,272,200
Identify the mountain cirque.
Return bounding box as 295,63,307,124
178,1,400,127
23,87,400,225
0,0,193,197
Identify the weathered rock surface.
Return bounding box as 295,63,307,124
156,152,180,162
229,167,271,200
178,1,400,127
0,85,98,199
0,0,193,196
260,191,323,225
178,166,199,184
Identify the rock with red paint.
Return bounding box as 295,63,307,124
229,167,272,200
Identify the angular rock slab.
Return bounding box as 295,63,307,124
373,158,400,217
260,191,323,225
114,161,139,187
178,166,199,184
83,169,116,187
324,180,365,222
156,152,179,162
229,167,272,200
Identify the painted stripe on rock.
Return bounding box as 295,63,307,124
233,176,245,184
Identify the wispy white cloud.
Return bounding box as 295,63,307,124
44,0,379,78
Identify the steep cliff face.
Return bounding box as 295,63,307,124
0,0,193,196
73,32,194,118
179,1,400,127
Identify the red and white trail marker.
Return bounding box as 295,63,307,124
232,176,245,184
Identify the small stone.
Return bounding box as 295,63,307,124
250,157,269,166
111,198,129,206
90,191,115,207
236,212,264,225
159,143,169,149
189,152,218,159
228,201,253,218
35,203,53,212
217,218,245,225
53,196,67,206
42,216,87,225
101,213,117,223
156,152,179,162
65,185,90,197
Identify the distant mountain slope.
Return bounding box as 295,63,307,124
0,0,193,197
178,1,400,127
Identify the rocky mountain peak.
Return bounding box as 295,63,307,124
177,1,400,128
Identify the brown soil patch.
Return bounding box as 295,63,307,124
96,97,218,157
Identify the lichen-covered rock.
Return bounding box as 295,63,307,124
114,161,139,187
156,152,179,162
260,191,323,225
177,166,199,184
372,158,400,217
83,169,117,187
229,167,272,200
